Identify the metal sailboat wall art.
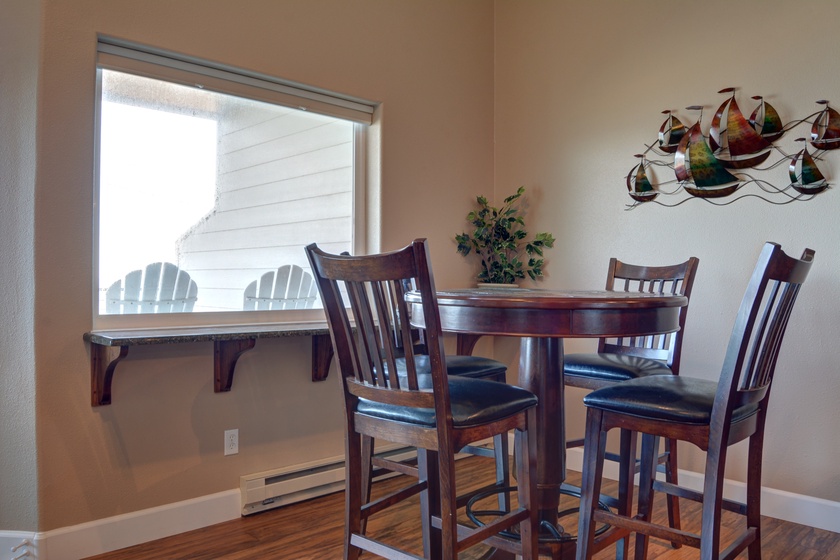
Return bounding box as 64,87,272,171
676,106,740,198
810,100,840,150
625,88,835,209
790,138,829,195
626,154,658,202
658,110,686,154
709,88,772,169
750,96,785,143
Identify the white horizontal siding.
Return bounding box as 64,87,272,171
219,167,351,210
195,194,350,236
218,143,352,190
183,219,349,263
220,117,346,166
216,102,296,139
178,96,354,309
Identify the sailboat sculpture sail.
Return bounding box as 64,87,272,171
709,88,772,168
749,96,785,143
790,138,829,195
810,100,840,150
675,107,740,198
626,154,657,202
658,110,686,154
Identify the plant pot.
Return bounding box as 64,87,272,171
476,282,519,288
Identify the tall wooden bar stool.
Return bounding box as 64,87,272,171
562,257,699,549
306,239,540,559
351,262,512,513
575,242,814,559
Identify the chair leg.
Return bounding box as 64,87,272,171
614,428,637,560
699,443,728,560
345,431,364,560
576,409,607,560
517,408,540,560
482,371,512,511
437,447,459,560
664,437,682,548
633,434,658,560
746,427,766,559
418,449,442,560
493,432,511,511
359,435,374,534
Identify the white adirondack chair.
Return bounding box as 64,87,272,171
105,262,198,314
243,264,318,310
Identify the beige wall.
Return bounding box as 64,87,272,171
0,0,40,533
3,0,838,538
26,0,494,531
494,1,840,502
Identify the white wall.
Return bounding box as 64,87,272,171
494,0,840,502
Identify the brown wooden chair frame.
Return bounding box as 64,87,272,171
349,261,512,515
575,242,814,560
306,239,540,560
563,256,699,553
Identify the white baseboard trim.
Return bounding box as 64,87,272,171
3,450,836,559
565,447,840,534
0,489,240,560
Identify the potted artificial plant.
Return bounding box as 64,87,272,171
455,186,555,286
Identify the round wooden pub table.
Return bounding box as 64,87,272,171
408,287,687,556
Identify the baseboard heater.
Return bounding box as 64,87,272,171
240,446,416,516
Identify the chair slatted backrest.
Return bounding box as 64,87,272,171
600,257,699,372
305,240,450,415
242,264,318,310
714,242,814,421
105,262,198,314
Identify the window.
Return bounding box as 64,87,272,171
93,38,375,327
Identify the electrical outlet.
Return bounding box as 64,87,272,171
224,429,239,456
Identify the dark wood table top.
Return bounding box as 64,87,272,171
408,287,687,338
431,287,687,309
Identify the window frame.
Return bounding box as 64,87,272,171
92,38,375,330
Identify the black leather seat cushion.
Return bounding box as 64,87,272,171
357,376,537,428
408,354,507,379
564,352,672,382
583,376,758,425
379,355,507,389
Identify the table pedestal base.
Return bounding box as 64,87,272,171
465,484,613,559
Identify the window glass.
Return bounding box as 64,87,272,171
95,66,364,321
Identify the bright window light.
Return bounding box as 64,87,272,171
95,69,360,318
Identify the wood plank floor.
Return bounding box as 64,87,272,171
85,456,840,559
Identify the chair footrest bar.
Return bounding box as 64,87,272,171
721,527,758,560
350,533,423,560
653,480,747,515
361,480,426,519
653,480,703,503
372,456,420,478
442,507,529,552
460,444,495,458
593,510,702,549
591,524,632,552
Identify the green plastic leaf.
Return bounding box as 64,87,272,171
454,187,555,283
